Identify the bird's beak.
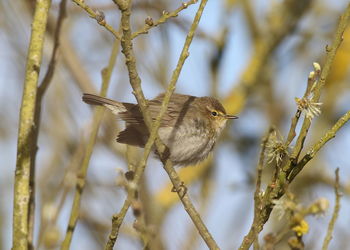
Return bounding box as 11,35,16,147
225,115,239,119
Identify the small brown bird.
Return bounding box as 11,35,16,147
82,93,238,166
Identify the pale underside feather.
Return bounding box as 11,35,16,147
103,104,127,115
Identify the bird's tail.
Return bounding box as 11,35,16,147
82,93,119,106
82,93,129,114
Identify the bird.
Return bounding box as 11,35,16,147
82,93,238,166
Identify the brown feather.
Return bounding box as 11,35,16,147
117,125,149,147
82,93,121,107
147,93,197,127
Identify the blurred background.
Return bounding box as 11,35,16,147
1,0,350,249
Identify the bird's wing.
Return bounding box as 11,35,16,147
148,94,196,127
117,125,149,147
83,93,197,127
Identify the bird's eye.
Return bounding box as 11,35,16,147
211,111,218,116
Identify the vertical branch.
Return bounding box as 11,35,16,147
12,0,52,249
27,0,67,248
60,39,120,250
322,168,341,250
113,0,153,126
242,128,273,250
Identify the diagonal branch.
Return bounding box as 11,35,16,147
252,128,274,249
322,168,341,250
288,110,350,181
60,40,120,250
131,0,198,39
71,0,121,40
106,0,219,249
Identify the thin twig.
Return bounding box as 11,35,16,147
39,0,67,97
106,0,218,249
285,64,321,147
71,0,121,40
60,40,120,250
138,7,218,246
131,0,198,39
289,3,350,164
12,0,52,249
285,110,302,146
252,128,274,249
322,168,341,250
182,163,214,250
104,0,169,244
288,110,350,181
242,128,274,250
28,1,67,247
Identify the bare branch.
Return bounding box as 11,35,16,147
60,40,120,250
13,0,51,249
28,0,68,247
289,110,350,181
71,0,121,40
106,0,219,249
322,168,341,250
289,3,350,164
131,0,198,39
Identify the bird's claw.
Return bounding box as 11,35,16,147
171,181,187,198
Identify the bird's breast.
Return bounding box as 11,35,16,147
157,119,217,166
